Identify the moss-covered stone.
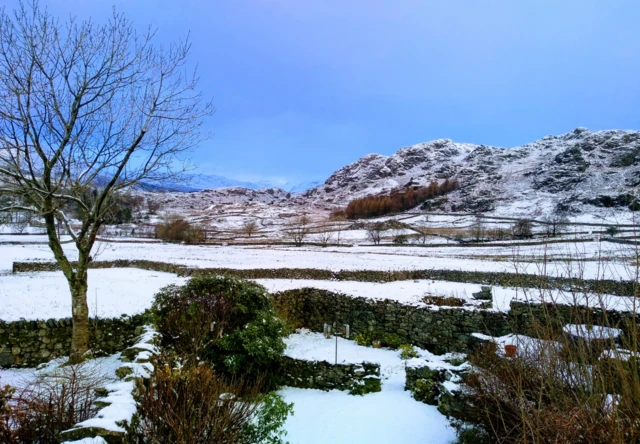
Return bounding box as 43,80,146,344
115,366,134,380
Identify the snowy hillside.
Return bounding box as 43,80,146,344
303,128,640,218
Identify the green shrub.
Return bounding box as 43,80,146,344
456,425,490,444
399,344,419,360
151,276,289,384
354,332,370,347
382,333,404,349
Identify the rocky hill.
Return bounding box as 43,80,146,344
146,186,294,212
303,128,640,218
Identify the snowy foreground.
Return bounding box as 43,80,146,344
279,330,458,444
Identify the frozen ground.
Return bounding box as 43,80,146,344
0,269,186,321
279,330,459,444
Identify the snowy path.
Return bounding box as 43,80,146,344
279,331,458,444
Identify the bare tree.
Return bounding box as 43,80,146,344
0,3,213,362
241,220,258,238
284,215,310,246
543,212,568,238
329,212,346,246
512,219,533,239
315,223,334,247
366,222,386,245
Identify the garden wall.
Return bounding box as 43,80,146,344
273,288,510,354
0,314,147,368
279,356,381,395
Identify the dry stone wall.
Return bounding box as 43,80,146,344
279,356,381,395
0,314,147,368
273,288,510,354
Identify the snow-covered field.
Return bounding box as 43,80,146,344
279,330,459,444
0,269,186,321
0,237,634,280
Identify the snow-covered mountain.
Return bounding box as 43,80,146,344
303,128,640,218
158,174,321,193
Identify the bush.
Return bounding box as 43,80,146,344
382,333,404,349
422,295,465,307
606,226,620,237
399,344,419,360
463,324,640,443
354,332,370,347
512,219,533,239
151,276,289,384
157,216,204,243
0,363,106,443
393,234,408,244
131,363,292,444
0,379,14,443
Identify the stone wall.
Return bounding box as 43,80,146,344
0,314,147,368
279,356,381,395
273,288,510,354
509,300,638,341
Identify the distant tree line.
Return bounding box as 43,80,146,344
342,179,459,219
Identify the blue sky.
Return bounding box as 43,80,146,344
6,1,640,185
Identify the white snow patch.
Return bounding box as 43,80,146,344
0,269,186,321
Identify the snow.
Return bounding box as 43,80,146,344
0,353,122,392
563,324,623,340
257,277,640,314
74,380,138,432
63,438,108,444
255,278,478,307
71,328,159,434
0,268,187,321
279,387,456,444
1,238,634,281
279,330,459,444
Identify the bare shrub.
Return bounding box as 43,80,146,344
512,218,533,239
131,363,292,444
146,200,161,215
461,244,640,443
315,225,335,247
422,295,465,307
366,222,386,245
157,217,204,244
1,363,107,443
0,379,14,442
283,215,310,246
544,212,569,238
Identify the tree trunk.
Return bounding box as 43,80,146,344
69,268,90,363
42,210,92,363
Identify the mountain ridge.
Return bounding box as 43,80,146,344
303,128,640,218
